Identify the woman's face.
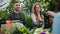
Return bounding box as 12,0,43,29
35,5,41,12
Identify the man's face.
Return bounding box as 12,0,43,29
14,3,20,11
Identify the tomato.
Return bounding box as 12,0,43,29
6,20,12,24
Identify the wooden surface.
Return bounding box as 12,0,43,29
0,23,24,34
0,30,5,34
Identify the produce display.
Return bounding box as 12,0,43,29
1,23,50,34
1,20,50,34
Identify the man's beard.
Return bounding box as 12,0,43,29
15,9,20,11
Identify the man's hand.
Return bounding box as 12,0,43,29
46,11,55,17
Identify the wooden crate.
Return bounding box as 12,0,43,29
1,23,24,32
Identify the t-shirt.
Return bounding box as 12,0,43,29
7,11,25,25
14,13,20,20
52,12,60,34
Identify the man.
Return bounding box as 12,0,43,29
8,1,25,25
46,11,60,34
46,1,60,33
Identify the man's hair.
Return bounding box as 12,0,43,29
55,0,60,12
13,1,20,4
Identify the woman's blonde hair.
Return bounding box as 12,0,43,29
32,2,43,22
32,2,42,13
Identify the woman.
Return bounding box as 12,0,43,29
31,2,44,28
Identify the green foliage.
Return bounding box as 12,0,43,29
0,11,8,20
12,26,29,34
25,15,33,28
29,29,36,34
7,0,15,13
42,0,56,28
0,0,15,20
21,0,41,13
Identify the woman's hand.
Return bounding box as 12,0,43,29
42,25,44,29
39,19,43,22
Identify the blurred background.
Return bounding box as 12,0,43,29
0,0,57,28
0,0,58,34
